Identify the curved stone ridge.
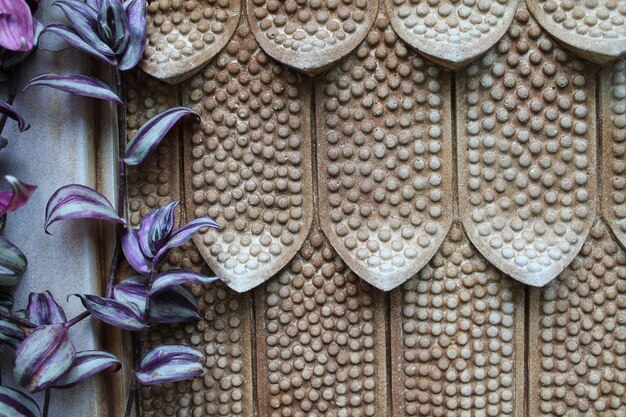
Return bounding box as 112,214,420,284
392,224,524,417
255,224,386,417
246,0,378,75
316,15,453,291
385,0,518,69
125,70,181,226
529,220,626,416
183,22,313,293
601,59,626,249
140,0,242,84
458,7,597,287
527,0,626,64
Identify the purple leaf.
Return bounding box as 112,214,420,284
149,270,221,296
26,291,66,326
71,294,144,331
24,73,122,104
138,201,178,258
43,24,117,66
124,107,199,166
0,0,35,51
154,217,219,263
45,184,126,234
136,345,204,385
0,175,37,216
97,0,128,52
149,285,200,324
0,99,30,132
0,317,25,349
113,275,148,312
118,0,146,71
13,324,76,392
0,236,27,289
52,0,115,57
121,228,151,274
52,350,121,389
0,386,41,417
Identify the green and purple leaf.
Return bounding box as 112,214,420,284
149,285,200,324
136,345,204,385
45,184,126,234
0,0,35,51
121,228,151,274
13,324,76,392
0,175,37,216
0,99,30,131
138,201,178,258
0,386,41,417
124,107,199,166
52,0,115,57
113,275,148,312
0,317,25,349
149,270,221,296
52,350,121,389
97,0,129,52
71,294,144,331
0,290,14,312
24,73,122,105
154,217,219,262
43,24,117,66
118,0,146,71
0,236,28,289
26,291,66,326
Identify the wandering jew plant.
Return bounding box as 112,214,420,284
0,1,218,417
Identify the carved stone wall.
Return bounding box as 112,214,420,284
126,1,626,416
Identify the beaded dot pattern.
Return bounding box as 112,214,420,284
183,22,313,293
392,224,523,417
141,0,242,83
384,0,518,68
457,7,597,286
316,15,453,291
256,225,386,417
246,0,378,75
529,220,626,416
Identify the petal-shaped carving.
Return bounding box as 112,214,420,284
601,59,626,249
183,23,313,293
246,0,378,76
458,7,597,287
529,220,626,416
391,224,525,417
527,0,626,65
255,223,387,417
384,0,518,69
140,0,242,84
316,15,453,291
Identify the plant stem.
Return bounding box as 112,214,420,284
65,310,90,327
42,389,51,417
123,373,138,417
0,310,36,329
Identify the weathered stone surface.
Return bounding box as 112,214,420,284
246,0,378,76
255,223,387,417
316,15,453,291
140,0,242,84
384,0,518,69
529,220,626,416
183,22,313,293
391,224,525,417
457,6,596,287
527,0,626,65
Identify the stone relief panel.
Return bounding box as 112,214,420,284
182,21,313,293
391,224,525,417
384,0,518,69
457,6,597,287
527,0,626,65
246,0,379,75
141,0,242,84
316,15,453,291
529,220,626,416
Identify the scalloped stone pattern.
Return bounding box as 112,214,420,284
527,0,626,64
246,0,378,75
457,7,597,287
183,23,313,293
384,0,518,69
391,224,524,417
601,60,626,249
255,224,386,417
125,70,181,226
316,15,453,291
529,220,626,416
140,0,242,84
